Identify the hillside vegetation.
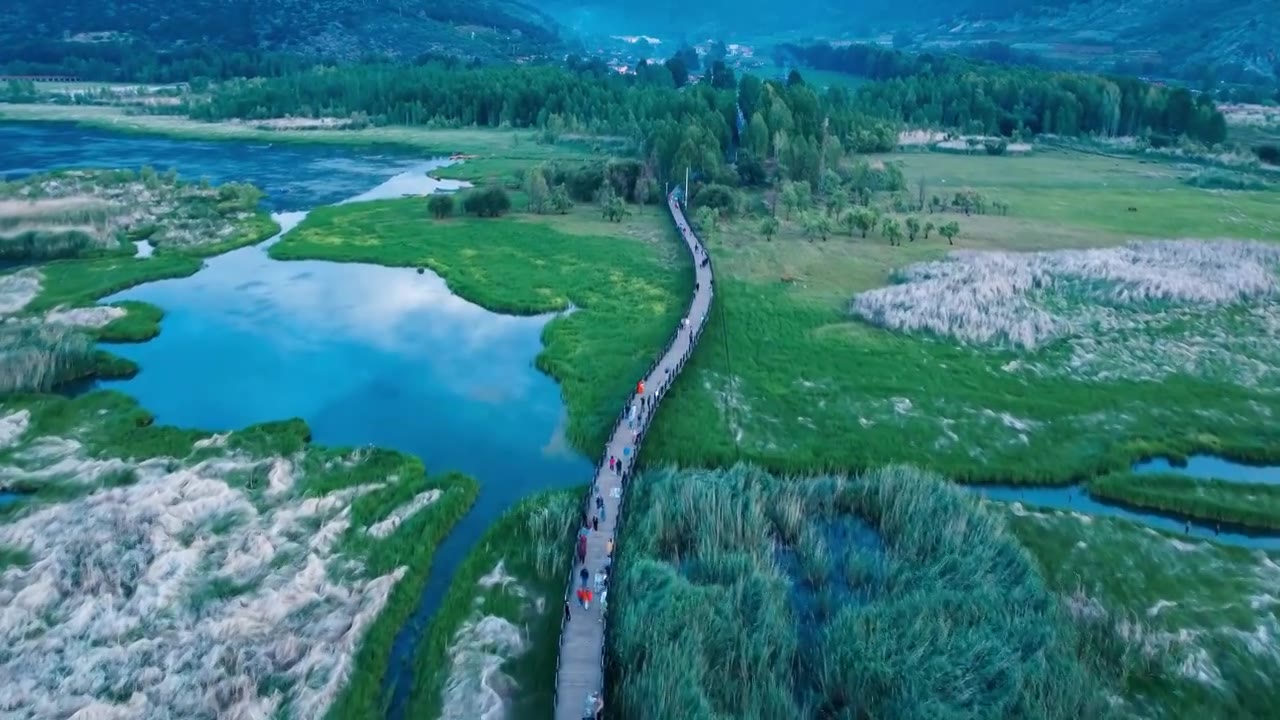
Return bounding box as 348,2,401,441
0,0,563,72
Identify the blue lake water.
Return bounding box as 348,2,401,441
1,121,593,713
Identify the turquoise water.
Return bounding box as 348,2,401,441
1,121,593,712
1133,455,1280,484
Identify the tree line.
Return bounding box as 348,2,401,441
785,43,1228,145
187,58,900,188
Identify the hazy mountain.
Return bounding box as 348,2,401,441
0,0,564,61
544,0,1278,82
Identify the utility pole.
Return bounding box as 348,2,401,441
684,166,689,208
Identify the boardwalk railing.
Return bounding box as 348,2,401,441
552,188,714,719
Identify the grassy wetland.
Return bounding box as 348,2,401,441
0,169,278,394
640,148,1280,484
0,390,479,719
403,487,582,720
608,464,1124,719
1006,504,1280,719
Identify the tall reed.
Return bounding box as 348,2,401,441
608,464,1120,719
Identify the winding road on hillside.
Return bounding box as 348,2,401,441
552,189,715,720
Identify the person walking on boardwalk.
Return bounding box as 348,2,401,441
599,504,606,523
606,537,614,557
580,566,589,588
577,529,588,564
609,455,615,471
592,515,599,531
576,586,588,609
564,599,571,622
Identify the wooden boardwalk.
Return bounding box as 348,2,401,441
552,190,714,720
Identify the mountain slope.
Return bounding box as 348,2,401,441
0,0,564,61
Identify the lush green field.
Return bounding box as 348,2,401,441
273,200,691,455
608,464,1120,718
1008,505,1280,719
879,150,1280,240
404,487,582,720
1087,472,1280,531
640,149,1280,483
0,390,479,719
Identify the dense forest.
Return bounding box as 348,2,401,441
0,0,563,67
787,43,1228,144
187,58,899,187
0,41,337,84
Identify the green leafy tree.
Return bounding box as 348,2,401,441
827,190,849,218
524,166,550,213
427,193,454,219
780,181,801,221
604,195,630,222
853,208,876,238
881,217,904,246
760,215,780,242
923,220,935,239
940,221,961,245
550,185,573,214
839,209,857,237
905,216,921,242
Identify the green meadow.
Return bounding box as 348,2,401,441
638,148,1280,483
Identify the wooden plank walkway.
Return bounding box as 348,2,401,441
552,189,714,720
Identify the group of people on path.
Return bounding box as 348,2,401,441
562,195,707,720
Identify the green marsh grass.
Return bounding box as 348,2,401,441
0,390,480,720
642,149,1280,482
24,254,200,310
97,300,165,342
1087,472,1280,531
273,200,691,454
609,464,1117,719
1007,505,1280,719
404,487,582,719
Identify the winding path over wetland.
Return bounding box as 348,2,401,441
552,190,714,719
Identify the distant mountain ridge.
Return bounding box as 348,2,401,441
903,0,1279,83
0,0,564,61
543,0,1278,83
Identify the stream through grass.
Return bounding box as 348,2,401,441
972,456,1280,548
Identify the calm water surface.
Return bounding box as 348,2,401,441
1,121,593,712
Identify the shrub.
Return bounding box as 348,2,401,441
1183,169,1271,191
426,194,454,219
692,183,739,216
461,186,511,218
